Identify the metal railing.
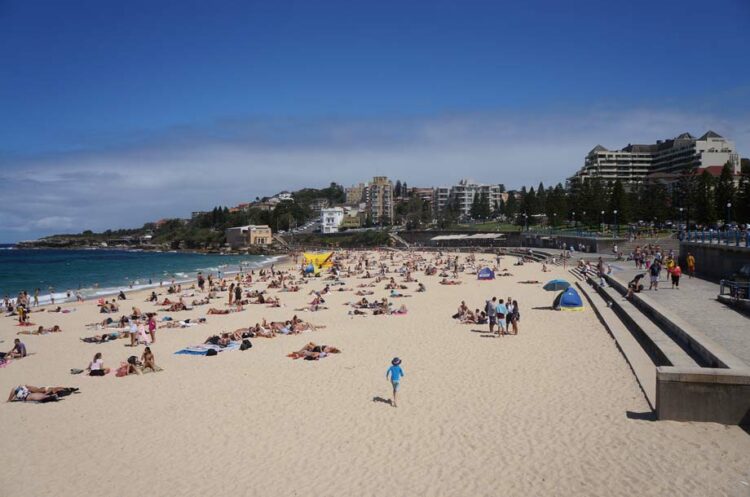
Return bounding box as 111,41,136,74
683,230,749,247
719,280,750,300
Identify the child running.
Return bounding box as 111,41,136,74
386,357,404,408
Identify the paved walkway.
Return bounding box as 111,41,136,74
609,263,750,367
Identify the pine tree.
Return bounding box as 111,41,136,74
536,182,546,215
714,163,736,222
608,179,630,225
394,180,402,198
736,176,750,224
695,170,717,225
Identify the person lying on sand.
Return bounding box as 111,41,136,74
8,385,79,403
294,303,328,312
18,325,62,335
81,331,124,343
47,306,74,313
207,308,232,314
205,334,232,347
287,342,341,360
439,278,462,285
389,289,411,298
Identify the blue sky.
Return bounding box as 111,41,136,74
1,0,749,241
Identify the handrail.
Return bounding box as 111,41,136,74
719,280,750,300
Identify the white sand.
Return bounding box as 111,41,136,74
1,250,748,497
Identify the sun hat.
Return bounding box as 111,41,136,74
392,357,401,365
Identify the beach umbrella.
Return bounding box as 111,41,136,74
543,279,571,292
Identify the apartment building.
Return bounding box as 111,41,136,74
431,179,503,219
364,176,394,224
569,131,740,186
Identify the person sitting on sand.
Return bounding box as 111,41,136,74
416,283,426,292
117,356,142,376
287,342,341,360
7,385,79,403
87,352,111,376
140,347,160,372
390,304,408,315
118,291,127,300
147,291,158,303
453,301,469,320
2,338,27,359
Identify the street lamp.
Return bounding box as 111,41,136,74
613,209,618,237
601,210,605,230
727,202,732,226
552,212,557,228
572,211,576,229
582,211,586,229
523,213,528,232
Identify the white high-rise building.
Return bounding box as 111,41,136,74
434,179,503,219
569,131,740,186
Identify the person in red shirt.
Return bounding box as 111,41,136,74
671,264,682,289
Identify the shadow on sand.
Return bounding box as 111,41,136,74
626,410,656,421
372,396,392,406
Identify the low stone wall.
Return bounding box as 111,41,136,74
656,367,750,425
679,242,750,282
521,233,625,254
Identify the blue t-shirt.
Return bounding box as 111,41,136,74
387,365,404,382
495,304,508,319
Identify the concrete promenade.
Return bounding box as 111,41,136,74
609,263,750,367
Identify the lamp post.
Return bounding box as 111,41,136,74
601,210,605,231
727,202,732,226
523,213,528,232
613,209,618,237
572,211,576,229
552,212,557,228
582,211,586,231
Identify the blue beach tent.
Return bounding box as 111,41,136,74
543,279,570,292
477,267,495,280
553,287,584,311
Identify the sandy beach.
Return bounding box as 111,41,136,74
1,250,748,497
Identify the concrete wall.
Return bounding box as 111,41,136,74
656,367,750,425
679,242,750,282
521,233,626,254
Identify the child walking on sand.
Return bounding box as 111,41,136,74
386,357,404,408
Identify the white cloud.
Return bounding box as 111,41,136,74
1,107,748,242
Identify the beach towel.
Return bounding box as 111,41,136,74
174,342,240,356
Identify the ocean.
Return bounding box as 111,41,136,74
0,245,283,304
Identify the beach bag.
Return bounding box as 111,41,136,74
206,349,218,356
240,339,253,351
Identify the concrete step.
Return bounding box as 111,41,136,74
595,282,699,369
576,281,656,408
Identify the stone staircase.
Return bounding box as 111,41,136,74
616,234,680,256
